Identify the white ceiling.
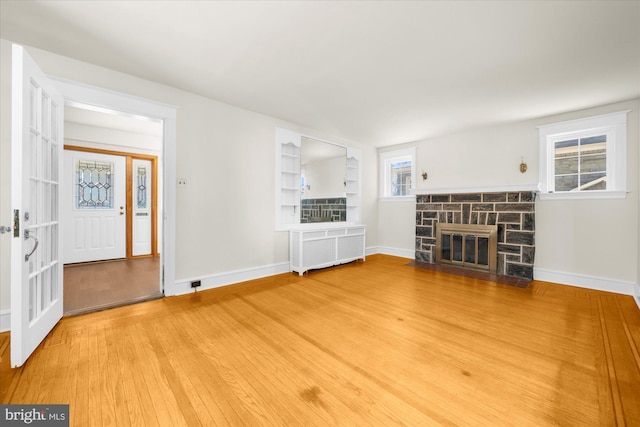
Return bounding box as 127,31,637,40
1,1,639,147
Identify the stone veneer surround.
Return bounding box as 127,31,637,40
415,191,536,279
301,197,347,223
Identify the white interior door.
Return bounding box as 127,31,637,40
132,158,152,256
11,44,64,367
62,150,126,264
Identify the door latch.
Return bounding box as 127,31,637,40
13,209,19,237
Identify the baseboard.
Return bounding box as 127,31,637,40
171,262,291,296
534,267,636,296
372,246,415,259
0,309,10,332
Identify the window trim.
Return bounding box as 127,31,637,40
379,147,416,200
537,111,629,200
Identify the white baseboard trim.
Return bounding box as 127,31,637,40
372,246,415,259
0,309,10,333
534,268,636,296
171,262,291,296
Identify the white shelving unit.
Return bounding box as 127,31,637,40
275,128,362,230
345,148,361,223
290,225,365,275
276,129,302,230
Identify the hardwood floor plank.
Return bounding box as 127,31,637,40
1,255,639,426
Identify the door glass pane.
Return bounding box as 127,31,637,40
137,166,147,209
478,237,489,266
41,269,49,312
30,131,38,179
51,101,58,142
29,276,37,322
29,178,38,226
452,234,462,262
51,263,58,302
29,81,38,131
51,183,58,221
41,92,50,138
50,224,58,262
51,143,58,181
41,182,50,223
76,160,114,208
441,233,451,261
26,228,39,275
43,225,51,267
464,235,475,263
41,137,50,180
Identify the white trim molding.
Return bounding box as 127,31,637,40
50,76,178,298
411,183,539,195
172,262,291,296
0,309,10,332
371,246,415,259
534,267,636,296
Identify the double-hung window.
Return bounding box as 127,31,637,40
538,111,629,199
379,147,416,198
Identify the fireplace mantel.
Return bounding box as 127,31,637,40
411,183,539,196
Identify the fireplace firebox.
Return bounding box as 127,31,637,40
435,223,497,274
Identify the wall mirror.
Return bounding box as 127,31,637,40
300,137,347,223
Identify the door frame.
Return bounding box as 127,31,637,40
64,145,159,259
50,76,177,296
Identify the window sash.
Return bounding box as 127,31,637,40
548,129,611,193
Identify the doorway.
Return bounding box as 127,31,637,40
61,105,163,315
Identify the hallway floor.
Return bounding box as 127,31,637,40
63,257,161,315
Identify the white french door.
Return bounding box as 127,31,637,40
62,150,126,264
11,45,64,367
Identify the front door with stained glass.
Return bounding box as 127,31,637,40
62,150,127,263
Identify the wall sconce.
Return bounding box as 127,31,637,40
519,157,528,174
421,170,428,181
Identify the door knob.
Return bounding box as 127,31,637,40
120,206,125,215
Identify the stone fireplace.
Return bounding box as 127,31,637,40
415,191,536,280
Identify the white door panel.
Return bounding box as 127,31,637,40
62,150,126,263
11,44,64,367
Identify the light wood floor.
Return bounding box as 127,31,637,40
1,255,639,426
64,257,161,315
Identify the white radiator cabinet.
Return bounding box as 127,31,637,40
290,225,366,275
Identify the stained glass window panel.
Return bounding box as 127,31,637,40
76,160,114,208
137,166,147,209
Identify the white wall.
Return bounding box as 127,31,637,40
377,99,639,292
0,39,378,314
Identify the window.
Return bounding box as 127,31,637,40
379,147,416,198
75,159,114,208
538,111,629,199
